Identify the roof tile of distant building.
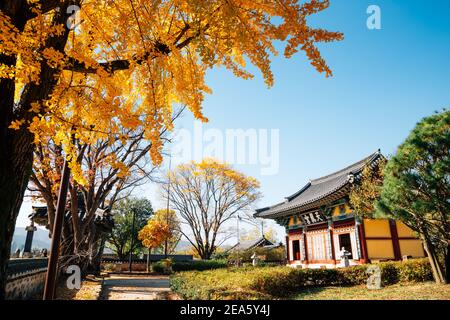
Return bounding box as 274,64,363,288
228,236,275,252
255,150,383,219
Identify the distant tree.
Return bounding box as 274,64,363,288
183,246,201,260
210,247,229,260
240,225,278,244
162,159,262,259
138,215,171,270
28,123,166,273
107,198,153,260
377,110,449,284
152,209,182,255
230,246,286,263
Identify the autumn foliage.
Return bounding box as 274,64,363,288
0,0,342,298
1,0,343,185
349,157,387,218
163,158,261,259
138,210,172,250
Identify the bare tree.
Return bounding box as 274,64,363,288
29,108,184,273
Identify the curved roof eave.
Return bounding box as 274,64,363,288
254,150,383,219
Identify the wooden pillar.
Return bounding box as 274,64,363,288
328,220,336,264
285,235,290,262
389,220,402,260
302,226,308,265
358,219,369,263
354,219,362,261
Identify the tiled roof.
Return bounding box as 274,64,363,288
255,150,383,219
228,237,274,251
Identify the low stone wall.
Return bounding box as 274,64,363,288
6,258,48,300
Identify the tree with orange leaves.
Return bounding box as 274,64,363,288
0,0,342,298
138,215,171,271
152,209,182,255
162,158,262,259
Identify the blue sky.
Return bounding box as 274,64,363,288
17,1,450,243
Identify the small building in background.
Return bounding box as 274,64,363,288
228,236,277,252
255,150,425,269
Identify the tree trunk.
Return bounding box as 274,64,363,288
89,236,106,276
117,249,126,261
0,127,35,299
445,243,450,284
0,0,74,299
201,249,213,260
147,247,151,273
422,234,445,284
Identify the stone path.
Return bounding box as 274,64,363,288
100,274,177,300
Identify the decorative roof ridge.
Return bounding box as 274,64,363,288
285,181,312,201
255,200,289,214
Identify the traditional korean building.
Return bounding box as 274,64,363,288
254,150,425,268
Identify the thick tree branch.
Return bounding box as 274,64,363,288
64,41,171,73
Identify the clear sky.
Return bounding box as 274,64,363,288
17,0,450,243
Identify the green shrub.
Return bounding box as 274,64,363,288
172,259,227,272
151,259,174,275
150,259,227,275
338,265,368,285
397,259,433,282
210,251,230,260
170,258,433,299
250,259,432,296
161,258,173,269
379,261,400,285
151,262,166,274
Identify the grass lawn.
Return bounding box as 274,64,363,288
170,260,447,300
294,282,450,300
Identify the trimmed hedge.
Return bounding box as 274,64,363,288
151,259,173,274
152,259,228,274
172,259,228,272
251,259,432,297
170,259,433,299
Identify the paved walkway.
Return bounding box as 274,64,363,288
100,274,176,300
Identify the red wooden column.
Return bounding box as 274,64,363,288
302,227,309,266
329,221,337,265
358,219,369,263
285,235,290,262
389,220,402,260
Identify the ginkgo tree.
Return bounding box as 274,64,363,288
138,213,172,271
0,0,342,298
28,109,183,274
162,158,262,259
152,209,182,255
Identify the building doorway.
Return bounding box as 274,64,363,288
292,240,300,261
338,234,353,259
